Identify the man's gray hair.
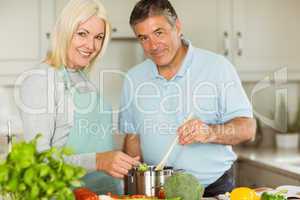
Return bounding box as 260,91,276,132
129,0,178,27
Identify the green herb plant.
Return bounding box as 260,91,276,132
0,134,86,200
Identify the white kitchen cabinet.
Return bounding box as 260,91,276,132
0,0,55,85
173,0,300,81
55,0,70,17
101,0,138,38
172,0,231,55
1,0,300,84
231,0,300,80
56,0,138,39
236,159,300,188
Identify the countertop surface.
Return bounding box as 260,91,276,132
234,146,300,178
1,147,300,199
1,146,300,193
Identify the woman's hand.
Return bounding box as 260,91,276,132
96,151,140,179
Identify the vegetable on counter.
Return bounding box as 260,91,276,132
164,173,204,200
137,163,149,172
111,196,181,200
106,193,181,200
230,187,260,200
0,133,86,200
74,188,99,200
261,192,287,200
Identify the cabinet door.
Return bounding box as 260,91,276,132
232,0,300,76
172,0,231,56
0,0,54,85
55,0,70,18
56,0,138,38
101,0,138,38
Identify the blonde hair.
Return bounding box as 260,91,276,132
46,0,111,70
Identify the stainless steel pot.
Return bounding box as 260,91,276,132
124,165,174,197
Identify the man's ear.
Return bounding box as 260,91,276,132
132,25,138,37
175,19,182,36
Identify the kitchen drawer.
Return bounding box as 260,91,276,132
237,160,300,188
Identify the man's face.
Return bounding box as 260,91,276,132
133,15,182,67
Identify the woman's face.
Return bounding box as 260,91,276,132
67,15,105,69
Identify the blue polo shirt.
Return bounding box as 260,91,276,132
118,41,252,187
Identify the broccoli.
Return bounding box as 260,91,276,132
261,192,287,200
164,173,204,200
138,163,149,172
165,198,181,200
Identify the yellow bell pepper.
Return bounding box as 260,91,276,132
230,187,260,200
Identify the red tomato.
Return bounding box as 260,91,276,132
157,188,166,199
107,192,122,199
74,188,99,200
130,194,147,198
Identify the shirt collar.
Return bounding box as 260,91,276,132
150,39,194,80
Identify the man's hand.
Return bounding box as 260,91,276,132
177,119,213,145
177,117,256,146
96,151,140,179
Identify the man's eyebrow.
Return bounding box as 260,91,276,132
153,28,164,33
137,28,164,38
137,33,146,38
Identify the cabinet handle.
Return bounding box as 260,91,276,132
46,32,51,39
112,27,118,33
237,32,243,56
223,31,229,56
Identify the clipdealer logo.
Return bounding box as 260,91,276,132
251,67,288,132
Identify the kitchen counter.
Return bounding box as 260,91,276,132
234,146,300,180
1,147,300,199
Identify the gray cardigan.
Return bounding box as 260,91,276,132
18,63,96,171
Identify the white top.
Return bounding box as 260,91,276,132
17,63,96,171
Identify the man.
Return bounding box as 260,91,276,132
119,0,256,197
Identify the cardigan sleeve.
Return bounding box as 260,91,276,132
17,67,97,171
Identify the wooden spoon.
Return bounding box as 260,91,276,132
155,113,193,171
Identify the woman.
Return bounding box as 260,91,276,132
17,0,139,194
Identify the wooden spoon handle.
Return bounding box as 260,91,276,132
155,113,193,171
